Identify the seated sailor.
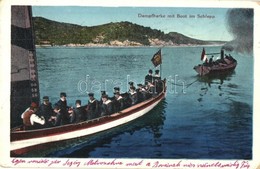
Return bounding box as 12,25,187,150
37,96,54,128
113,91,124,112
21,102,45,130
100,91,107,104
101,94,113,116
50,104,62,126
86,93,100,120
110,87,120,101
129,86,138,105
71,100,86,123
136,84,146,103
114,87,120,94
128,82,135,92
143,84,153,99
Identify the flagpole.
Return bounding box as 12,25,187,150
160,49,162,78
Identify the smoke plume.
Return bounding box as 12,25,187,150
222,8,253,54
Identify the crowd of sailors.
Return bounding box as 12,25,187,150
21,70,164,130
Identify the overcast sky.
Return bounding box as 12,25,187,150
32,6,233,41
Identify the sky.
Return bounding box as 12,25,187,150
32,6,233,41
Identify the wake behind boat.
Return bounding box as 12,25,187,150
193,48,237,76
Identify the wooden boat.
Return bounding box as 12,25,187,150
11,80,166,156
193,48,237,76
193,58,237,76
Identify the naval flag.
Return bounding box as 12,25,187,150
151,49,162,67
201,48,206,61
201,48,208,63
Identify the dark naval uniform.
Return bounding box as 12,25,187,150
37,96,54,128
101,95,113,116
73,106,86,123
113,92,124,112
37,103,53,122
144,69,153,85
87,98,100,120
56,99,70,125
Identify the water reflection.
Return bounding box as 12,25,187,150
197,71,235,87
196,71,236,102
202,99,252,159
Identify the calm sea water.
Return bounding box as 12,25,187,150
34,46,252,159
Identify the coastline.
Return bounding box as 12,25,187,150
36,43,225,48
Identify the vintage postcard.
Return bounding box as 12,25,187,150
0,0,260,168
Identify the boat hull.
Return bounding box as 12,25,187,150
193,59,237,76
11,84,166,155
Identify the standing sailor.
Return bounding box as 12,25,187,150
153,70,162,94
56,92,70,125
144,69,153,85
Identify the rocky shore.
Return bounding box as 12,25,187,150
36,38,225,48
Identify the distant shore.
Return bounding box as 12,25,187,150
36,43,225,48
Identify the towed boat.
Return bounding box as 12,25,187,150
11,80,166,156
193,48,237,76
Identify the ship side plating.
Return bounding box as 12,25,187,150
11,6,40,127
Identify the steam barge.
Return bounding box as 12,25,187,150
193,48,237,76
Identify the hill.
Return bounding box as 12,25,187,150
33,17,224,46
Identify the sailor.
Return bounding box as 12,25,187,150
51,104,62,126
144,84,153,100
154,70,161,80
209,56,214,66
21,102,45,130
221,49,224,60
136,84,145,102
113,91,124,112
100,91,106,102
114,87,120,94
110,87,120,101
153,70,163,94
86,93,100,120
144,69,153,85
37,96,54,128
101,94,113,116
56,92,71,125
128,82,135,92
71,100,86,123
120,91,132,109
129,86,138,105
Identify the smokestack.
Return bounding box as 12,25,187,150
222,8,253,54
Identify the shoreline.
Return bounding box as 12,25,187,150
36,43,225,48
